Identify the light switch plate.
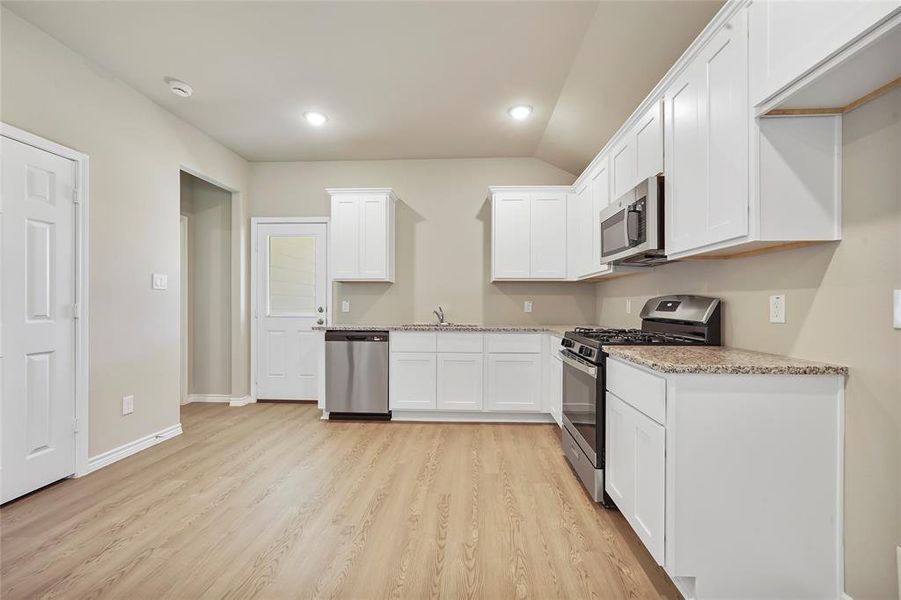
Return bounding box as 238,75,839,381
894,290,900,329
152,273,168,290
769,294,786,324
524,300,533,313
122,394,134,415
341,300,350,313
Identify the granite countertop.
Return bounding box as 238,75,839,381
313,324,577,336
604,346,848,376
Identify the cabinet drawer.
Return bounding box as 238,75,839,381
606,358,665,425
485,333,542,354
390,332,437,353
436,333,484,353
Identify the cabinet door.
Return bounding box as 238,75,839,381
359,194,387,279
485,354,541,412
631,407,665,565
611,137,637,201
635,100,663,181
437,353,483,411
530,191,567,279
492,192,531,279
567,182,592,278
605,393,634,514
549,353,563,426
666,11,749,256
588,156,610,272
749,0,900,106
331,196,360,279
389,353,437,410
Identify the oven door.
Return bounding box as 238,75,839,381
560,349,599,467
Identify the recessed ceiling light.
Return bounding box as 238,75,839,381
508,104,533,121
304,111,328,126
167,79,193,98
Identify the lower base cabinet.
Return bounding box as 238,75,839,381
485,353,542,412
606,392,665,565
389,353,436,410
436,353,483,411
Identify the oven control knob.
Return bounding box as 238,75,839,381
561,339,574,348
581,347,595,359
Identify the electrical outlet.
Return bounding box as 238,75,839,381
342,300,350,313
893,290,900,329
626,299,632,314
152,273,168,290
524,300,533,313
122,394,134,415
769,294,786,324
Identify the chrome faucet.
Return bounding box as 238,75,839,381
433,306,447,325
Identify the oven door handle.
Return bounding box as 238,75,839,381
559,350,598,379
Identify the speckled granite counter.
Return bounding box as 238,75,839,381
605,346,848,376
313,324,579,336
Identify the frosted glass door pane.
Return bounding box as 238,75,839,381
268,236,316,315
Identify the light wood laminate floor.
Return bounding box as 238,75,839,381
1,403,679,599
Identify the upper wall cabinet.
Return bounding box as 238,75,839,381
748,0,900,108
611,100,664,202
491,187,567,281
328,188,396,282
664,9,750,257
663,6,842,260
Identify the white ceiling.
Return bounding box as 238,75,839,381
5,1,721,172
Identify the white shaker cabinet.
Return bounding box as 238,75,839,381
566,181,592,279
389,352,437,410
749,0,901,107
490,187,568,281
665,9,749,258
436,353,483,411
485,353,542,412
588,155,611,274
611,100,664,203
328,188,396,282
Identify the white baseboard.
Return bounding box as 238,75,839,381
389,411,555,424
229,395,254,407
184,394,232,404
85,423,182,475
843,593,854,600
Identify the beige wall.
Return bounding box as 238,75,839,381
1,9,250,455
250,158,598,325
595,89,901,600
180,173,232,396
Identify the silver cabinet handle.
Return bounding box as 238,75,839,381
559,350,597,379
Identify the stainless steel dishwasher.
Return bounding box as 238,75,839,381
325,330,390,420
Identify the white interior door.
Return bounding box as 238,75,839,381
255,222,327,400
1,136,77,503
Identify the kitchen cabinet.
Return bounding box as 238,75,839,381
389,352,436,410
749,0,900,107
490,187,568,281
664,9,749,258
606,392,665,565
611,100,664,202
485,353,542,412
545,336,563,426
328,188,396,281
566,181,592,279
436,353,483,411
588,156,611,274
606,355,844,599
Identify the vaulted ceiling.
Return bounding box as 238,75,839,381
5,0,722,174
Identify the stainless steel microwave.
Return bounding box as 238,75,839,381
598,174,666,266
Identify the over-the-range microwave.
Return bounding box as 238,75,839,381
598,174,666,266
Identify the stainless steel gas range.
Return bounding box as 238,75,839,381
559,295,722,505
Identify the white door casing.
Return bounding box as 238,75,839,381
254,221,327,400
1,136,78,502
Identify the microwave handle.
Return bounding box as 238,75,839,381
627,208,641,246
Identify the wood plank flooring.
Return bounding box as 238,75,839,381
1,403,679,599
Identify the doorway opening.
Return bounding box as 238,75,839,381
179,171,233,405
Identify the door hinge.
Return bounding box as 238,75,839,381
73,303,80,319
73,419,79,433
72,185,79,204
